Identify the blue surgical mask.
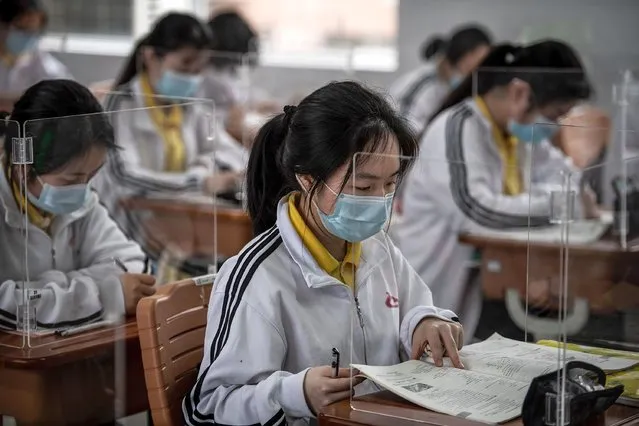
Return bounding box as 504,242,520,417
449,73,463,89
6,29,39,57
154,70,202,99
508,115,559,145
27,177,90,215
317,184,394,242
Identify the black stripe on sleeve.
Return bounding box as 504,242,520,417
400,73,436,115
1,304,103,329
445,104,550,229
184,226,285,426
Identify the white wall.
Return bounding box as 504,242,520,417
51,0,639,112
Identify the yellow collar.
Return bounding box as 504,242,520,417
288,193,361,286
7,168,52,230
140,73,183,127
140,73,186,172
474,96,522,195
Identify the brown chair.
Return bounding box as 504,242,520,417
136,278,214,426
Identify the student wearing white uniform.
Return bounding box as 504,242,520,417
390,25,492,135
0,0,71,106
96,13,247,234
183,81,464,425
0,80,154,329
202,11,276,147
202,10,270,108
397,42,595,342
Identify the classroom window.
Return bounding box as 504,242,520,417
209,0,399,72
41,0,133,36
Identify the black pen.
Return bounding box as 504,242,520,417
113,257,128,273
143,257,150,274
331,348,340,378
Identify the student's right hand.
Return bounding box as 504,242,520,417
203,172,242,196
303,366,364,415
120,273,156,315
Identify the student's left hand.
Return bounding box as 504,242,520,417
411,318,464,368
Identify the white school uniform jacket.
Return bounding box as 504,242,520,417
183,197,458,426
395,98,580,340
390,63,449,135
0,49,71,95
0,159,145,330
93,76,248,228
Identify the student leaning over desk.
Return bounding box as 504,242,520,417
0,80,155,330
0,0,71,110
396,41,604,343
95,13,248,232
183,81,464,426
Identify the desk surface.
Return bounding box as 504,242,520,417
320,392,639,426
0,318,138,369
459,232,638,256
121,195,249,218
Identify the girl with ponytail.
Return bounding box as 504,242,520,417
95,13,249,246
397,40,598,342
185,81,464,425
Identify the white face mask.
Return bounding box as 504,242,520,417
27,176,90,215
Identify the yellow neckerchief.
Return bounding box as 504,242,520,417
1,53,17,67
140,73,187,172
288,193,361,290
475,96,523,195
6,165,53,231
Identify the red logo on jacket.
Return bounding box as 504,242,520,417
385,292,399,308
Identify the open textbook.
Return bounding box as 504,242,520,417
353,334,638,424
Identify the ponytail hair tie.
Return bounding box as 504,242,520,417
283,104,297,127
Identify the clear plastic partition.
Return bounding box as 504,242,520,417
605,71,639,249
522,121,639,425
248,49,356,104
347,150,537,423
0,119,27,349
203,50,273,149
553,153,639,412
93,91,244,288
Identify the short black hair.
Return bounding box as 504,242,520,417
207,10,258,68
2,79,116,176
0,0,47,26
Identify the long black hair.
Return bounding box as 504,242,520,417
444,25,492,66
113,12,211,88
2,79,115,178
207,10,258,69
420,25,491,64
0,0,47,26
247,81,419,235
430,40,592,123
421,36,446,61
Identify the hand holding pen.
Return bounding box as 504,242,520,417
113,257,156,315
301,348,364,415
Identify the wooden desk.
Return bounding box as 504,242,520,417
120,197,253,259
319,392,639,426
0,319,147,426
458,233,636,311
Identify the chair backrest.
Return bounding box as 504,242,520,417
137,278,213,426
